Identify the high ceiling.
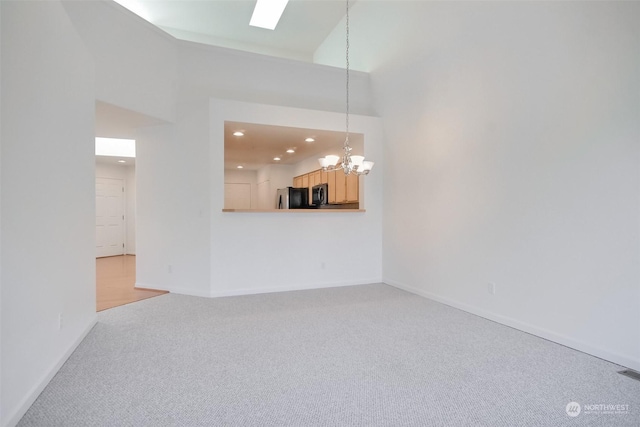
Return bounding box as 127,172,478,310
113,0,352,62
99,1,358,170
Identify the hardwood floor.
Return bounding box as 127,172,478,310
96,255,167,312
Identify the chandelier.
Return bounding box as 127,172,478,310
318,0,374,176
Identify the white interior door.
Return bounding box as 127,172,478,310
224,183,252,209
96,177,125,257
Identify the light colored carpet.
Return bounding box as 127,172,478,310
18,284,640,426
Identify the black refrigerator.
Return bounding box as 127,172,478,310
276,187,308,209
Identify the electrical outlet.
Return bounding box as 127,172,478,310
488,282,496,295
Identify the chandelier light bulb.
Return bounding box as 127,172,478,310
351,155,364,169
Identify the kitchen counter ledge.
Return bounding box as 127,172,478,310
222,209,365,213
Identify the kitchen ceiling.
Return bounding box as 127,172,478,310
225,121,363,171
112,0,352,62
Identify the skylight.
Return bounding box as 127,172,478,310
95,137,136,158
249,0,289,30
112,0,152,22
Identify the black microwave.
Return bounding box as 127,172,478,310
312,183,329,206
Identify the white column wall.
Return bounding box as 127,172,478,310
135,100,212,297
1,1,97,425
62,0,176,123
267,165,296,200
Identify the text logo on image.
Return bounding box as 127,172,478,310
566,402,581,417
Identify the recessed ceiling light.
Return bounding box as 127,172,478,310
273,157,281,161
286,149,295,154
237,165,244,169
250,0,289,30
305,137,315,143
118,160,126,163
233,131,244,137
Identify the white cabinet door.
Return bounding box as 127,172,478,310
96,178,125,257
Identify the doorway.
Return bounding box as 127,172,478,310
94,101,168,311
96,254,167,311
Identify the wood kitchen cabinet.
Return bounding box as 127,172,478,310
334,170,346,203
327,170,358,204
345,173,358,202
293,168,359,205
309,170,321,202
327,170,336,203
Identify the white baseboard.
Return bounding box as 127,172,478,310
135,282,211,298
135,279,383,299
209,278,382,298
4,318,98,427
384,279,640,372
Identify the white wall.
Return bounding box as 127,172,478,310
1,1,97,425
255,164,298,210
62,0,176,122
319,1,640,370
138,98,383,298
133,31,379,297
256,165,272,209
0,1,3,420
176,40,375,116
136,108,212,297
95,161,136,255
267,164,295,203
210,100,384,297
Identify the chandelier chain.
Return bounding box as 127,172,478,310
317,0,373,176
345,0,350,146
